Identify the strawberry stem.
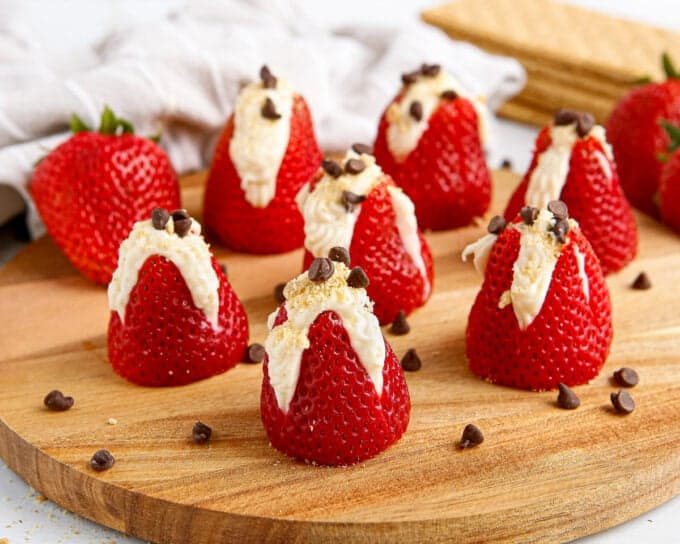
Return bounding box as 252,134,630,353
660,119,680,153
662,52,680,80
70,114,91,133
69,106,160,142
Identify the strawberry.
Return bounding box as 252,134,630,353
261,256,410,466
504,109,637,275
659,121,680,233
107,209,248,386
298,146,433,326
30,106,180,285
606,53,680,216
373,63,491,230
204,66,322,254
464,203,612,391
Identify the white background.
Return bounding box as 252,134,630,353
1,1,679,543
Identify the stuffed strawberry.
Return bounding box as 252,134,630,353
504,109,637,275
298,145,433,326
261,253,410,466
204,65,322,254
30,107,180,285
463,202,612,391
373,63,491,230
108,208,248,386
659,121,680,233
607,53,680,216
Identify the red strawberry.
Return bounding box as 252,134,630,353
465,204,612,391
606,53,680,216
659,121,680,233
204,66,321,254
299,148,433,326
108,209,248,386
261,258,410,466
30,107,180,284
373,64,491,230
504,109,637,275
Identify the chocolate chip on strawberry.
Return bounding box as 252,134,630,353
421,63,441,77
631,272,652,290
458,424,484,449
192,421,212,444
402,71,419,85
260,65,277,89
171,209,192,238
487,215,507,234
322,159,343,178
576,112,595,137
409,101,423,122
351,143,373,156
553,108,579,126
613,367,639,387
246,343,265,364
611,389,635,414
261,97,282,120
308,257,334,282
390,310,410,335
273,282,286,303
441,90,458,100
551,218,570,243
341,190,367,212
90,449,115,471
151,208,170,230
344,158,366,175
328,246,350,266
520,206,539,225
548,200,569,220
347,266,369,288
44,390,74,412
400,348,421,371
556,383,580,409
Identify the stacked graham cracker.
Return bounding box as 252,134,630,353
422,0,680,125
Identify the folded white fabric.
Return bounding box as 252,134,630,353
0,0,525,236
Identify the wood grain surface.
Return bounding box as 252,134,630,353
1,170,679,544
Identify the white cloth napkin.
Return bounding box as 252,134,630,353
0,0,526,237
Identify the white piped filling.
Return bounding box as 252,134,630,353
108,218,220,330
229,78,294,208
386,69,487,162
573,245,590,301
264,263,385,413
462,233,498,275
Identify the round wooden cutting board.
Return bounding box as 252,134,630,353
1,171,679,544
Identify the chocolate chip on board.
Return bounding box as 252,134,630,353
611,390,635,414
459,424,484,449
631,272,652,290
308,257,335,282
500,158,513,169
390,310,411,335
328,246,350,266
151,208,170,230
90,449,115,471
400,348,422,371
346,266,370,289
613,367,639,387
556,383,580,410
192,421,212,444
246,343,266,364
43,390,74,411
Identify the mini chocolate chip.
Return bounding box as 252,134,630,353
322,159,343,178
90,449,115,471
441,89,458,100
553,108,579,126
520,206,539,225
308,257,334,282
390,310,410,335
192,421,212,444
613,367,639,387
400,348,421,371
328,246,350,266
261,97,281,120
552,218,570,244
500,158,512,169
459,424,484,449
347,266,369,289
219,263,228,277
409,101,423,121
487,215,507,234
341,190,367,212
151,208,169,230
547,200,569,220
344,158,366,175
401,71,419,85
43,390,74,412
576,112,595,137
259,65,277,89
171,209,192,238
273,282,286,303
556,383,580,410
421,63,441,77
631,272,652,290
611,390,635,414
245,343,266,364
351,143,373,155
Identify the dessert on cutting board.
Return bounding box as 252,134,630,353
203,65,322,254
260,252,411,466
297,144,433,326
107,208,249,386
504,108,637,275
373,63,491,230
463,201,613,391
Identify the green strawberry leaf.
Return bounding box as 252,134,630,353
660,119,680,153
662,52,680,80
70,114,91,133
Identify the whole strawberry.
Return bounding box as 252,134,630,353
31,107,180,284
607,53,680,216
108,209,248,386
204,65,322,254
298,145,433,326
261,254,410,466
463,203,612,391
504,109,637,275
659,121,680,233
373,63,491,230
